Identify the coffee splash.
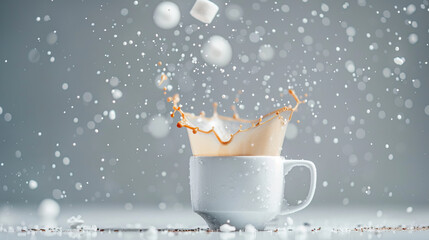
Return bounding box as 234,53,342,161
168,90,304,156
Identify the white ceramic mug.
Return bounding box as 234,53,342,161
189,156,317,230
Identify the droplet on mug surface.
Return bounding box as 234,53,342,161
153,1,181,30
406,206,413,213
28,48,40,63
322,181,328,187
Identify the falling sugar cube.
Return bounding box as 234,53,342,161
190,0,219,24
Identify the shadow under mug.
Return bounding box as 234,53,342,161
189,156,317,230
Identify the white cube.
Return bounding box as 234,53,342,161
190,0,219,24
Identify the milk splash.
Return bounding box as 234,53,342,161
168,90,305,156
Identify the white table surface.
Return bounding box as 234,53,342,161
0,205,428,239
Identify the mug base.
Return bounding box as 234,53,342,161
195,210,277,230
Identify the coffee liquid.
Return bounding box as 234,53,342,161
168,90,304,156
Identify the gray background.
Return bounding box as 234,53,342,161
0,0,428,211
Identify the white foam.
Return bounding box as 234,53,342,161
190,0,219,24
244,224,257,233
67,215,85,229
220,223,236,232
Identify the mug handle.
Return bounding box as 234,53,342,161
280,159,317,215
